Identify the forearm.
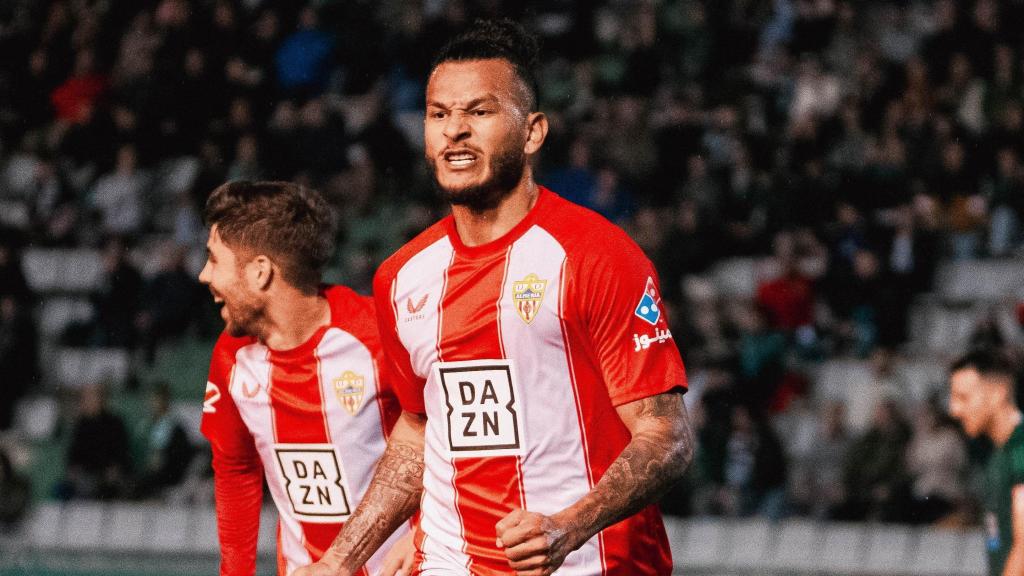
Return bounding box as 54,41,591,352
319,413,425,574
557,394,693,548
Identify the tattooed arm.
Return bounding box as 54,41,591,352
293,411,426,576
495,391,693,576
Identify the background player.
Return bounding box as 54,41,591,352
297,19,693,576
198,180,412,575
949,348,1024,576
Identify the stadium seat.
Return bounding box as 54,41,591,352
935,260,1024,302
819,522,867,574
723,518,772,570
21,248,104,294
767,519,819,572
37,297,94,339
710,257,759,298
60,502,106,550
863,524,912,574
104,502,154,551
913,528,972,576
191,506,220,554
52,347,131,389
0,199,30,229
13,395,59,441
257,506,279,554
672,517,727,569
24,502,62,548
146,505,190,552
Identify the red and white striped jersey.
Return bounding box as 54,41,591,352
201,285,406,576
373,187,687,575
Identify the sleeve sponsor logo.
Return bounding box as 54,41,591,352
634,276,662,325
274,444,352,523
512,273,547,325
203,382,221,414
333,370,365,416
436,360,522,456
632,327,674,352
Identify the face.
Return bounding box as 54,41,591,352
198,225,264,337
949,368,997,438
424,59,534,211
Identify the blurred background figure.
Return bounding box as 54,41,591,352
55,383,131,501
132,384,193,500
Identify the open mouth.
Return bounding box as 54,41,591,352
443,149,479,168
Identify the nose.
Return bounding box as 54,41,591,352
442,110,470,142
198,260,211,285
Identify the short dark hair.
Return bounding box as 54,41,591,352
951,348,1018,384
204,181,334,292
431,18,541,112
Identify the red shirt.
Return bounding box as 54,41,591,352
374,187,686,575
201,286,406,575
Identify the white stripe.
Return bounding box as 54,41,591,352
393,237,471,570
502,227,603,575
316,328,408,572
230,343,312,569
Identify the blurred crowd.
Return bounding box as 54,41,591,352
3,0,1024,527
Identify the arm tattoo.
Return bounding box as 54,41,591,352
568,393,693,541
327,440,424,571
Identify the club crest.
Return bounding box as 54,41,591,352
333,371,365,416
512,273,547,324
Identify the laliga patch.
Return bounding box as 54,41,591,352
634,276,662,325
512,273,547,324
274,444,352,522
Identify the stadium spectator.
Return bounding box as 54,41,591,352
0,294,38,431
838,399,912,522
0,447,30,529
133,384,193,500
905,397,968,525
135,242,204,363
56,383,132,500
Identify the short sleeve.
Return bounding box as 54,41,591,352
373,269,427,414
570,230,687,407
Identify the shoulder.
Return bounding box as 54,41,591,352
211,330,255,367
537,189,652,275
323,284,379,345
374,218,450,289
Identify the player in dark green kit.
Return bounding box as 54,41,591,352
949,349,1024,576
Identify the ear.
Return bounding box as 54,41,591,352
244,255,274,292
524,112,548,156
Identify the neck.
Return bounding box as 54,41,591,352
450,172,538,247
261,288,330,350
991,406,1023,447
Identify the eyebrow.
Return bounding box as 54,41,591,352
427,95,500,110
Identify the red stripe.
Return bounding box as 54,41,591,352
268,332,343,562
557,258,607,574
438,252,524,573
453,456,523,574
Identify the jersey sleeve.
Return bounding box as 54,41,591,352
200,332,264,576
373,269,427,414
570,229,687,407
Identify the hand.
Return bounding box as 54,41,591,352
495,509,577,576
290,561,340,576
380,529,417,576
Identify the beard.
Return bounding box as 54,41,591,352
428,141,527,212
218,285,265,338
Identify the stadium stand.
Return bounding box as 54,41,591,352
2,0,1024,573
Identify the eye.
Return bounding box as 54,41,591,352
430,110,448,119
472,109,491,116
